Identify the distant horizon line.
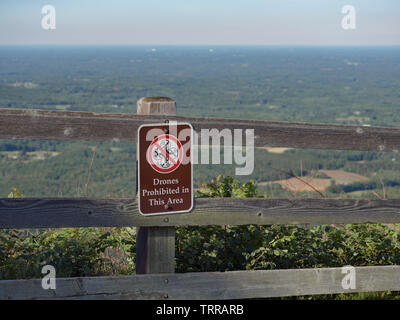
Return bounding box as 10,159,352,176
1,44,400,48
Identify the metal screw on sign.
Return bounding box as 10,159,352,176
164,119,169,134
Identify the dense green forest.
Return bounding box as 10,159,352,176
1,46,400,299
1,46,400,126
1,46,400,198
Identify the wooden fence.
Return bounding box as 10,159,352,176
1,97,400,300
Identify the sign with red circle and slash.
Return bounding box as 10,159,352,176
137,123,193,216
147,134,183,174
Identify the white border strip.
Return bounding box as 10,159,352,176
137,122,194,216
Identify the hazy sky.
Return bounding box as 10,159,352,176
0,0,399,45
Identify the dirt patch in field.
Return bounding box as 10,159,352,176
260,177,331,193
259,170,369,193
319,170,368,185
257,147,292,154
0,151,59,161
25,151,60,162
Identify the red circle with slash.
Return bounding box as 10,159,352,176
147,134,183,174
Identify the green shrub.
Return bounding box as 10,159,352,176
176,176,400,272
2,177,400,299
175,175,400,299
0,227,136,280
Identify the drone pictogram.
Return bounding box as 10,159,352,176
147,134,183,173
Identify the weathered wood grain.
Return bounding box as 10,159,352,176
1,266,399,300
2,197,400,228
135,97,176,274
136,226,176,274
1,108,400,151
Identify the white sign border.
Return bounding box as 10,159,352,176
137,122,194,216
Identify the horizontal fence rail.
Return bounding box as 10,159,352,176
1,106,400,300
2,198,400,228
1,108,400,151
1,266,399,300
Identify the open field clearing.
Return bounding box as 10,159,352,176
0,151,59,161
259,170,370,193
256,147,292,154
26,151,59,161
260,177,331,192
319,170,369,185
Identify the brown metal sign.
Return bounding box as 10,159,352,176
137,123,193,216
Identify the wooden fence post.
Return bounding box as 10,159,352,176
136,97,176,274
